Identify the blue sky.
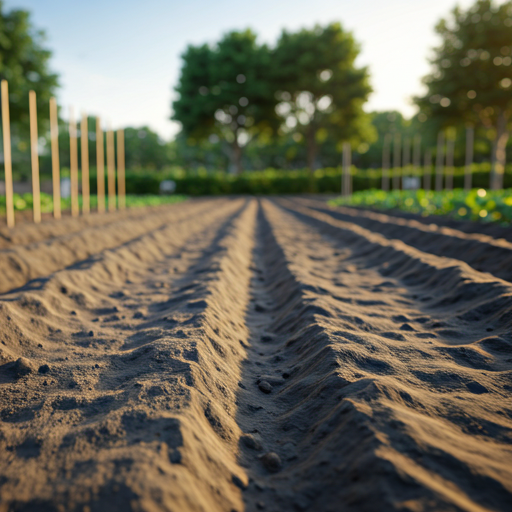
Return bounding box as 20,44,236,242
5,0,478,139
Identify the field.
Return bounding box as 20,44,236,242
0,197,511,511
0,192,187,214
330,188,512,223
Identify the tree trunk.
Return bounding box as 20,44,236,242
493,111,509,190
306,125,317,173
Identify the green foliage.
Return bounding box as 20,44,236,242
0,192,187,214
0,1,58,134
123,163,510,196
272,23,375,170
329,188,512,223
415,0,512,127
172,30,277,173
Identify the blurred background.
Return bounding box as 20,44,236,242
0,0,511,204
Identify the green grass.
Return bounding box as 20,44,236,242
329,188,512,224
0,193,187,214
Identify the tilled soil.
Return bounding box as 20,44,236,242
0,197,511,512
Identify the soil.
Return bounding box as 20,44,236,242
0,197,511,512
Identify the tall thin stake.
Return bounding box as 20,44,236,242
435,131,445,191
49,98,61,219
413,134,421,190
424,149,432,191
392,133,401,190
96,117,105,213
402,137,411,189
342,142,351,197
69,107,79,217
464,126,474,191
445,134,455,191
1,81,14,227
81,113,90,214
117,129,125,209
381,133,391,191
106,128,116,211
29,91,41,223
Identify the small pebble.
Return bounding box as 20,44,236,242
258,380,272,394
240,434,262,450
38,364,50,374
13,357,34,377
260,452,281,472
88,331,94,337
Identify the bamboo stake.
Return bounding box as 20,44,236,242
117,128,125,209
381,133,391,191
1,80,14,227
392,133,401,190
402,137,411,189
106,128,116,211
435,131,445,191
424,149,432,191
412,134,421,190
49,98,61,219
69,107,79,217
342,142,351,197
96,117,105,213
29,91,41,223
464,126,474,191
445,134,455,191
81,112,90,214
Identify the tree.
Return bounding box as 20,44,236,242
172,30,277,174
0,2,58,134
272,23,374,172
415,0,512,188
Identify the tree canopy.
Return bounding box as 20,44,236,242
0,1,58,134
172,30,277,174
415,0,512,187
272,23,374,171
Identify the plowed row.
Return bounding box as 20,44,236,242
0,198,511,512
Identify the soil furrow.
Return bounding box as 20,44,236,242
235,198,512,511
0,199,232,295
0,197,510,512
292,197,512,283
0,198,257,511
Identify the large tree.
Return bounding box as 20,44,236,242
272,23,374,171
172,30,277,174
0,2,58,135
415,0,512,188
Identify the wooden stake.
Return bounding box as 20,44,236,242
464,126,474,191
445,134,455,191
381,133,391,191
29,91,41,223
424,149,432,191
96,117,105,213
81,113,90,214
1,80,14,227
392,133,401,190
69,107,79,217
117,128,125,209
106,128,116,211
401,137,411,189
413,134,421,190
49,97,61,219
342,142,351,197
435,131,445,191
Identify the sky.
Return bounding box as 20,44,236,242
4,0,478,140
